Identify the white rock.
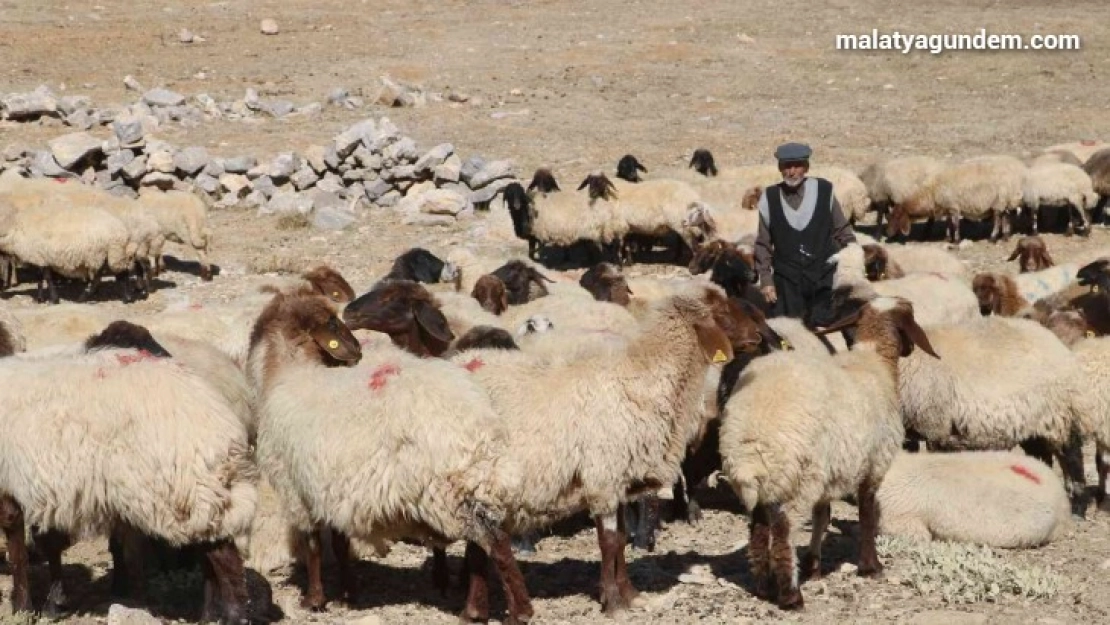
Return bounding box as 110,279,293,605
146,150,176,174
469,177,514,205
313,201,356,231
469,160,515,188
219,173,251,198
1,89,58,119
303,145,328,174
383,136,419,163
120,155,148,181
178,28,195,44
122,75,143,92
105,150,136,174
194,173,220,195
143,88,186,108
263,190,313,216
406,188,470,216
415,143,455,174
107,604,160,625
291,167,320,191
260,19,280,35
434,154,462,183
265,100,295,117
48,132,103,170
57,95,92,116
140,172,177,190
223,155,256,174
334,119,377,157
173,146,210,176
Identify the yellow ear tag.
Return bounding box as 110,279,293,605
1094,285,1101,293
781,339,793,350
712,349,728,363
1087,331,1096,338
328,339,339,349
332,291,340,298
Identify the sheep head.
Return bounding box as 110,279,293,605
451,325,520,353
861,244,891,281
343,280,455,357
250,293,363,367
1006,236,1054,273
740,186,762,210
579,262,632,306
819,296,939,362
387,248,458,285
616,154,647,183
302,264,357,304
471,274,509,315
684,286,762,362
688,239,729,275
491,260,553,305
503,182,536,241
1078,258,1110,293
971,272,1025,316
527,167,560,194
517,314,554,337
577,172,618,201
85,320,173,358
688,148,718,177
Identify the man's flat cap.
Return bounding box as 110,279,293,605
774,142,812,162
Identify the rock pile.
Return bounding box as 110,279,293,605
1,115,520,232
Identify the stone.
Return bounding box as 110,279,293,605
202,159,225,177
251,175,278,199
194,172,220,195
48,132,103,170
459,155,486,184
468,160,515,188
219,173,250,198
344,95,365,108
57,95,92,116
469,177,514,205
375,75,408,107
122,75,143,92
268,152,301,180
291,166,320,191
2,145,28,161
178,28,195,43
28,151,69,178
265,100,295,118
173,146,210,176
323,143,341,171
382,165,415,182
345,181,365,200
104,149,136,174
341,168,373,184
260,19,279,35
383,136,419,164
401,212,454,227
243,88,262,111
414,143,454,173
313,202,357,231
411,188,470,216
1,86,58,120
376,189,401,208
241,190,267,208
112,117,145,148
107,603,160,625
146,150,176,174
316,174,346,195
362,178,394,202
354,149,382,171
333,119,376,158
263,191,313,216
294,102,322,117
120,155,148,181
65,110,96,130
143,88,186,108
140,172,177,190
366,117,401,152
434,154,462,184
309,188,345,211
304,145,328,174
223,155,257,174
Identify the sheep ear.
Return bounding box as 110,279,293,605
693,320,733,364
637,162,647,173
414,301,455,344
895,310,940,359
1006,246,1021,262
309,323,361,363
814,306,863,335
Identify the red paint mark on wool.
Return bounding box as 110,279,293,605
53,178,68,184
368,364,401,390
1010,464,1041,484
115,350,159,367
463,357,484,372
189,303,204,310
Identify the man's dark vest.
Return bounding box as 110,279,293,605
767,177,835,287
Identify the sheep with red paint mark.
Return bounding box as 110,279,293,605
877,450,1071,548
249,291,533,621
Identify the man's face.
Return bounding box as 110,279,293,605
779,160,809,187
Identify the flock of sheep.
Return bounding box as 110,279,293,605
0,139,1110,623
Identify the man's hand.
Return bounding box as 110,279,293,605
761,284,777,304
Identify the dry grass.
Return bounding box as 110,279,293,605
274,212,311,231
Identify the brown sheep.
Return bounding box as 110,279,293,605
471,274,509,315
1083,148,1110,224
1007,236,1055,273
972,273,1029,317
448,326,520,354
579,262,632,306
862,244,904,281
301,265,357,303
341,281,455,358
490,260,553,305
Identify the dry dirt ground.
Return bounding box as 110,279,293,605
2,0,1110,623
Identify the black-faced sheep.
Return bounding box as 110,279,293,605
616,154,648,183
377,247,461,288
491,260,553,305
689,148,718,177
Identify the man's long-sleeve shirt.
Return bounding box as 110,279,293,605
752,179,857,286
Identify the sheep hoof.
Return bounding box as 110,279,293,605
800,553,822,580
776,586,804,611
752,576,774,601
42,582,69,620
299,594,327,612
458,605,490,623
857,562,884,579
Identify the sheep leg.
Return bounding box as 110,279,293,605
116,270,134,304
38,266,60,305
856,481,883,578
78,270,101,303
1019,436,1054,467
0,495,31,614
747,503,773,600
511,533,538,555
626,497,659,552
33,528,72,614
800,502,831,581
458,541,490,623
201,539,247,625
614,507,641,607
1056,428,1090,519
330,530,356,605
486,531,534,624
1096,444,1110,512
769,505,803,610
594,512,626,613
988,211,1002,243
432,547,451,596
297,528,328,611
946,214,961,245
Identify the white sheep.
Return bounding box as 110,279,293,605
0,344,257,621
720,296,938,610
877,450,1071,548
859,243,970,283
250,292,534,619
1021,162,1098,235
136,188,213,281
895,315,1098,515
892,158,1024,243
1042,140,1108,165
859,155,948,234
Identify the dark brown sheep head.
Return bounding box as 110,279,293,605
85,320,173,358
343,280,455,357
527,167,561,194
1006,236,1054,274
577,172,618,201
689,240,730,275
884,203,916,239
451,325,520,353
491,260,553,305
471,274,509,315
693,287,761,361
688,148,718,177
579,262,633,306
971,272,1023,316
302,265,357,304
250,293,363,367
819,296,939,367
741,186,762,210
862,244,890,281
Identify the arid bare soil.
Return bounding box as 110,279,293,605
2,0,1110,623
